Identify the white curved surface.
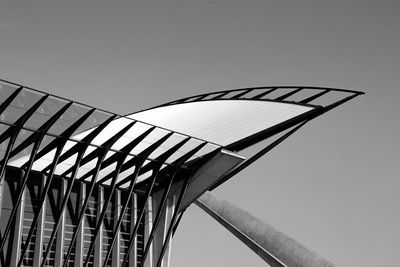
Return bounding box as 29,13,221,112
128,100,313,146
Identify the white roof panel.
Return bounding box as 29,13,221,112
128,100,314,147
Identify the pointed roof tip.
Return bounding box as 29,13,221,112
350,89,365,95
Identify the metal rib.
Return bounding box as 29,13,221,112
0,129,19,184
57,156,104,266
38,115,116,266
209,91,230,100
28,108,96,164
0,99,72,222
0,95,59,251
0,86,23,115
0,85,23,177
252,88,278,99
17,144,64,266
172,209,185,237
99,132,178,267
60,121,135,178
0,139,42,252
79,129,173,267
120,163,162,267
211,121,308,190
0,94,48,144
115,136,192,188
43,122,135,266
226,106,323,152
156,177,192,267
17,108,95,266
83,126,155,183
323,92,363,112
8,102,73,160
232,89,253,98
71,127,165,266
100,159,146,267
40,115,117,174
275,88,303,101
118,138,192,267
300,90,329,104
0,94,49,186
138,143,206,267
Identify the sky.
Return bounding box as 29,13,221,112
0,1,399,266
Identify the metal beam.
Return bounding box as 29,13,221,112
40,114,117,174
155,178,191,267
226,107,322,152
115,136,189,188
94,185,104,267
0,86,23,115
29,108,95,165
74,182,86,266
82,132,183,266
211,121,308,190
0,100,72,256
120,164,163,267
9,170,26,266
0,94,48,144
60,155,109,266
98,132,181,267
112,189,121,267
138,143,206,267
17,108,95,265
275,88,303,101
32,175,46,266
83,130,174,267
300,90,329,104
0,94,49,187
84,126,155,183
101,159,145,267
129,193,138,266
7,102,73,160
39,115,117,266
53,178,67,267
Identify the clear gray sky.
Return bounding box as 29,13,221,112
0,1,399,266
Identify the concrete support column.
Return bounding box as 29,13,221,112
32,174,46,266
0,139,9,221
129,193,138,266
143,196,153,267
196,191,335,267
158,195,176,267
54,178,67,266
0,174,5,220
112,189,121,267
75,182,86,266
10,170,25,266
94,185,104,266
151,196,165,265
150,190,177,267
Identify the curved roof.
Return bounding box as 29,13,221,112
128,100,313,147
129,86,364,151
0,79,363,188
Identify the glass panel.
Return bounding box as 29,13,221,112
24,96,70,131
0,83,18,103
0,89,45,125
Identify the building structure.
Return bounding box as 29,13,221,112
0,79,363,266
